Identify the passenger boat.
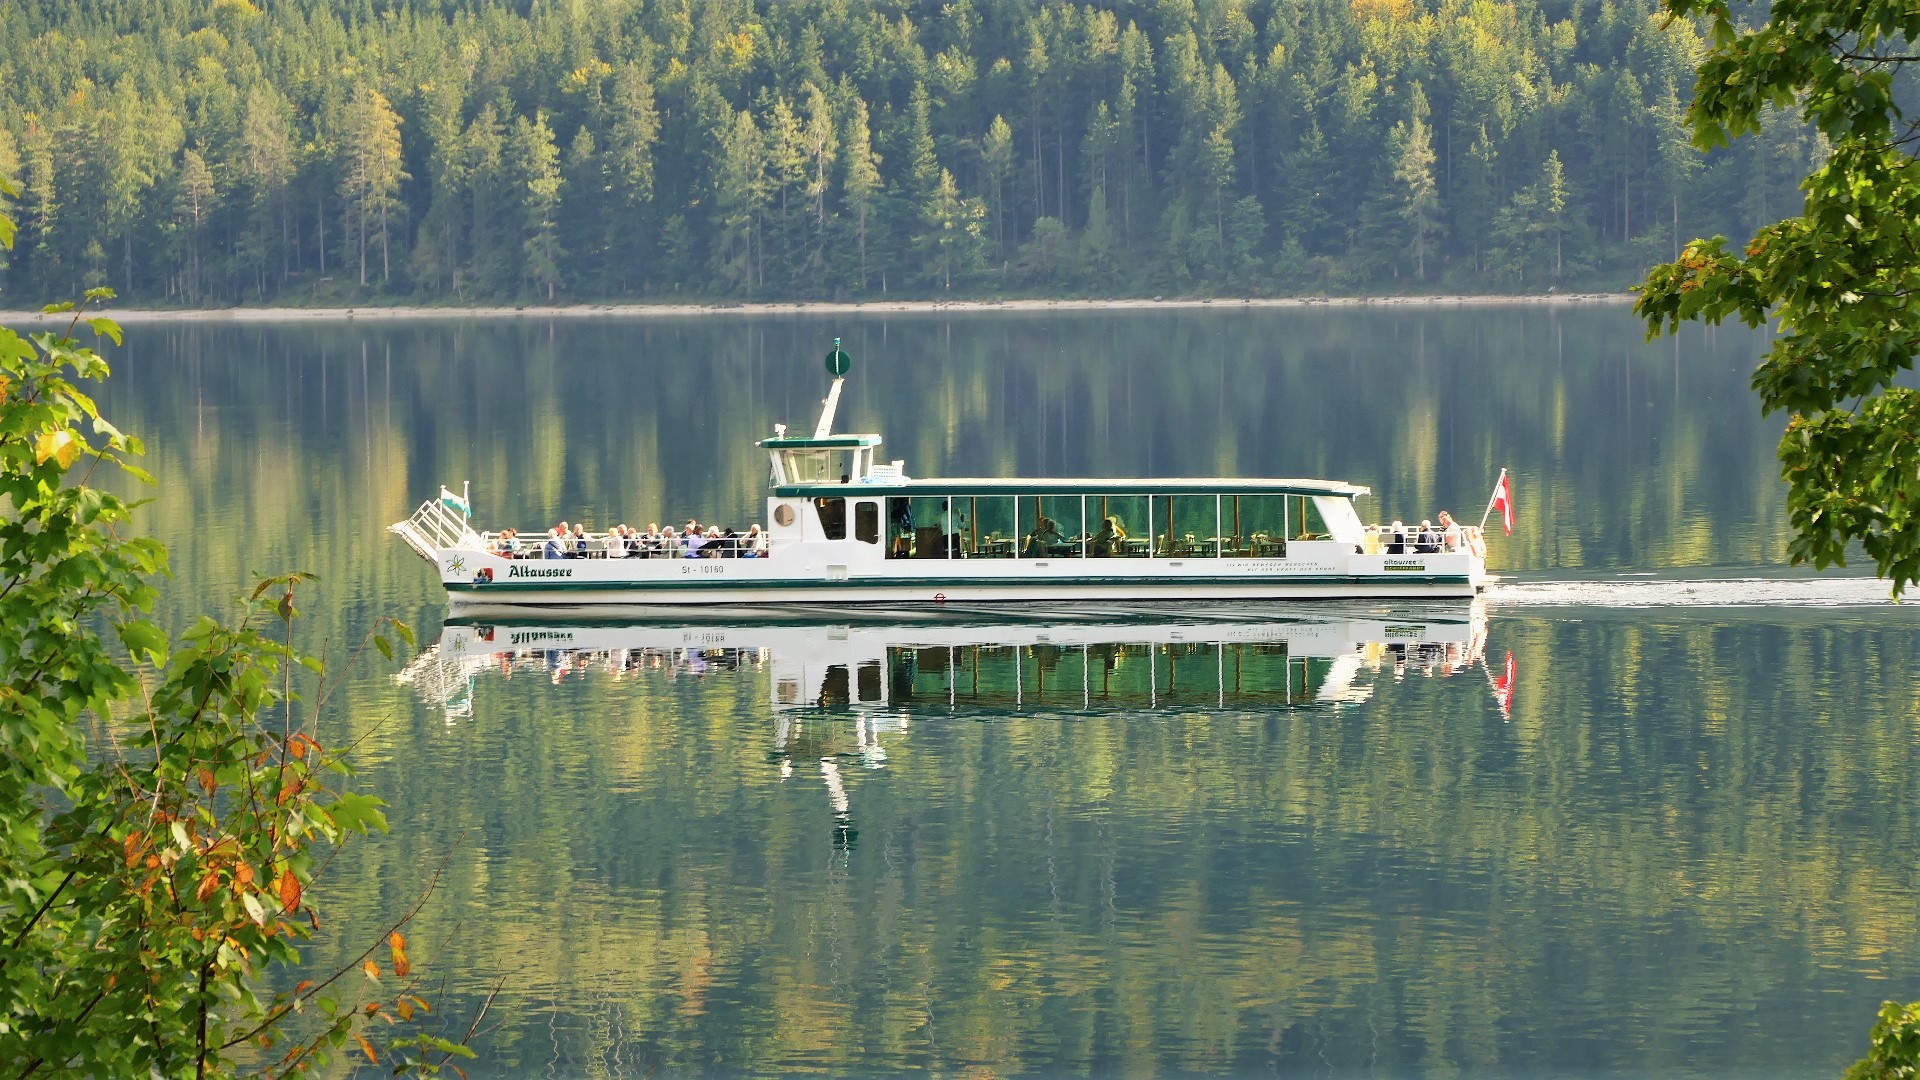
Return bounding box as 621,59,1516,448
391,344,1493,608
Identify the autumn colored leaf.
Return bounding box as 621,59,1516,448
396,998,413,1021
195,872,220,903
354,1031,378,1064
362,959,380,981
197,766,216,793
278,870,302,913
293,980,313,996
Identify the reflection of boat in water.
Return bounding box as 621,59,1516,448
397,605,1490,722
395,606,1493,851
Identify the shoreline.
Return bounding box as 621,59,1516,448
0,293,1633,323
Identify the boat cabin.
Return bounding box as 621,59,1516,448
761,431,1368,561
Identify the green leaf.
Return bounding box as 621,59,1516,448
327,791,389,835
85,318,122,347
116,619,169,667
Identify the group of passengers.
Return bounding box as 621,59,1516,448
1371,510,1466,555
490,519,768,560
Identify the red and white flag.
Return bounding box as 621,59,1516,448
1489,649,1516,718
1490,471,1515,536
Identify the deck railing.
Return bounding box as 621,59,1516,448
389,493,483,562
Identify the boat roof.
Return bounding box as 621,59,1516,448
773,477,1370,498
759,434,883,449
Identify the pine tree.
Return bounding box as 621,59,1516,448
174,148,215,302
904,83,939,202
917,168,987,291
712,108,764,293
21,120,58,289
607,63,659,205
841,99,882,292
1391,84,1443,281
1538,150,1568,280
239,85,295,294
982,115,1014,259
510,111,564,300
339,86,406,287
460,104,507,294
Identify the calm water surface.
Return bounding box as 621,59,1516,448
98,307,1919,1077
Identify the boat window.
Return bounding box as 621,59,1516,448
1160,496,1222,557
1293,495,1330,539
904,496,953,558
854,501,880,545
964,497,1017,558
1024,495,1084,558
1221,495,1289,558
1090,495,1149,558
815,497,847,540
886,498,913,558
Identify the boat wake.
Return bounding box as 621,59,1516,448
1487,575,1901,609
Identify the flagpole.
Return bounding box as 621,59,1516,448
1478,467,1507,532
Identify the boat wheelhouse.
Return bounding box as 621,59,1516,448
392,343,1491,607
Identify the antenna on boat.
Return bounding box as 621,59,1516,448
815,337,852,438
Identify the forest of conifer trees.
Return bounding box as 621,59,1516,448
0,0,1826,305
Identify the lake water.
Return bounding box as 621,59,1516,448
97,307,1918,1077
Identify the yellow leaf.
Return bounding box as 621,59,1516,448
354,1031,378,1065
362,959,380,981
396,998,413,1021
34,429,78,468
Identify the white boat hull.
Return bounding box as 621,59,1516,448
435,541,1484,609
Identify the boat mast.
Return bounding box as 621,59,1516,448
815,338,852,438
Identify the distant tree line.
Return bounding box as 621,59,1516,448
0,0,1825,305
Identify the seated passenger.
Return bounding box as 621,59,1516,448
1385,520,1406,555
683,526,706,558
1089,516,1126,557
544,526,565,559
1415,520,1441,554
719,527,741,557
1023,516,1064,556
742,524,764,557
572,523,589,558
662,525,682,557
1437,510,1462,552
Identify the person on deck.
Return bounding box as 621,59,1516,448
683,525,706,559
545,526,565,559
1437,511,1462,552
742,524,765,557
1414,520,1441,554
572,523,589,558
